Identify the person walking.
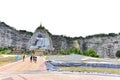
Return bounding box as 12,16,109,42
23,55,25,62
30,55,33,62
33,56,37,63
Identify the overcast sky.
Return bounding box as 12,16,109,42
0,0,120,37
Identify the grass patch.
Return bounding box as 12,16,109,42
59,66,120,74
0,56,22,66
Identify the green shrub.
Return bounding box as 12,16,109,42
59,48,99,58
116,50,120,58
59,48,81,55
59,49,66,55
0,47,13,54
84,48,100,58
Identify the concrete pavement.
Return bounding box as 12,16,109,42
0,72,120,80
0,56,120,80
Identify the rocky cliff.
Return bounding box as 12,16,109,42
1,21,120,58
52,34,120,58
0,22,32,49
27,27,53,50
78,36,120,58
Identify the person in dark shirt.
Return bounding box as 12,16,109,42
23,55,25,62
30,56,33,62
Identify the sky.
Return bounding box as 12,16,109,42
0,0,120,37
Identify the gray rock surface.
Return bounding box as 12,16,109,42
0,22,32,49
79,36,120,58
27,28,53,50
51,35,68,50
1,22,120,58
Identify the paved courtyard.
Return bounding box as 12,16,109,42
0,56,120,80
0,56,46,72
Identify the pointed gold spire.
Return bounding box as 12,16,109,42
40,21,42,27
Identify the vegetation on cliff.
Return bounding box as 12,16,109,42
59,48,100,58
83,48,100,57
19,30,33,35
36,23,52,36
86,33,118,39
116,50,120,58
0,47,13,54
51,33,118,40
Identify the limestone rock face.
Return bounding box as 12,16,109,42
51,35,68,50
78,36,120,58
51,36,79,50
0,22,32,49
1,21,120,58
28,29,53,50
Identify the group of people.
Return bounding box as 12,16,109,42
30,55,37,63
22,50,37,63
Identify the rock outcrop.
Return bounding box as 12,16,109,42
0,22,32,49
78,36,120,58
51,35,68,50
27,27,53,50
1,21,120,58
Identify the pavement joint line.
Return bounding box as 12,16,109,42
1,77,14,80
17,75,27,80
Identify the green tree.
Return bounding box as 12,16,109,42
108,33,117,37
116,50,120,58
85,48,100,57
